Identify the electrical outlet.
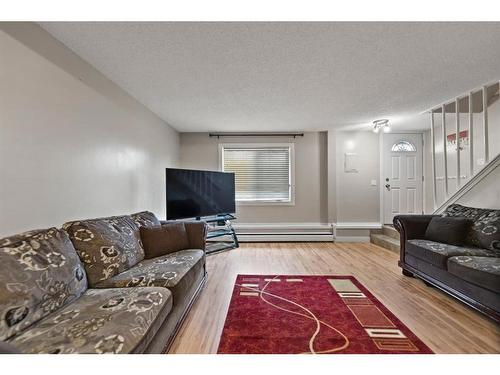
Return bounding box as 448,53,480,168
370,180,377,186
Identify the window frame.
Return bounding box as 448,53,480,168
391,140,417,152
218,143,295,206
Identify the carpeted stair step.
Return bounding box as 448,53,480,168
370,233,400,253
382,225,399,240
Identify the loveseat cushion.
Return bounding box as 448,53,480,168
443,204,500,251
63,215,146,286
447,256,500,294
7,287,172,354
95,249,205,301
406,239,497,269
0,228,87,341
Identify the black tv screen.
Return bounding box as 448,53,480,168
166,168,235,220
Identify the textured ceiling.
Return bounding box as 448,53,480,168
39,22,500,132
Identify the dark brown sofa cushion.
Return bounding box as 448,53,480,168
448,256,500,293
140,223,190,259
424,216,472,246
184,222,208,250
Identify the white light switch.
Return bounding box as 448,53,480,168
344,153,358,173
371,180,377,186
477,158,485,166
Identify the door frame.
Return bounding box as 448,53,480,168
379,131,425,225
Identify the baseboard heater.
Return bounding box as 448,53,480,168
232,223,334,242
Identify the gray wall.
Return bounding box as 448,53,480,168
180,132,328,223
333,131,380,223
180,129,382,227
457,164,500,209
0,24,179,237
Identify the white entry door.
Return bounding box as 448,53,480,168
383,133,423,224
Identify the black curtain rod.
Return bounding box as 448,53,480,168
208,132,304,138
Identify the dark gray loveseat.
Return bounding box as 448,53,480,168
394,204,500,322
0,211,207,353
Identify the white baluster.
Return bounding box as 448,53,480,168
468,91,474,178
483,86,489,164
442,105,448,198
430,111,437,209
456,98,460,187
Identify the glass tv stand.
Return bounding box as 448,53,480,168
203,214,239,255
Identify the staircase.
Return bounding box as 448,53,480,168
370,225,399,253
426,80,499,211
433,152,500,213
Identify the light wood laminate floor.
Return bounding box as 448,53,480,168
168,242,500,354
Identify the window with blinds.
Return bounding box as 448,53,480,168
221,145,293,203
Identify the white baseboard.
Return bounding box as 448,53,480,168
227,222,376,243
233,222,334,242
238,234,334,242
237,234,371,242
234,222,333,231
334,222,382,230
333,222,379,243
334,236,371,243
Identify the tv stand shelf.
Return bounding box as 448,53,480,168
203,214,239,255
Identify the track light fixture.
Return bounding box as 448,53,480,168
373,119,390,133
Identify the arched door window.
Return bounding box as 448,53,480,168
391,140,416,152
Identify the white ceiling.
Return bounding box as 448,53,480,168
39,22,500,132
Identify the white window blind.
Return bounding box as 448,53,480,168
222,146,292,202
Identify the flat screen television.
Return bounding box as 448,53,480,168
166,168,235,220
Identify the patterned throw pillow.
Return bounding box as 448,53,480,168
0,228,87,341
444,204,500,251
129,211,161,229
63,215,146,286
129,211,161,250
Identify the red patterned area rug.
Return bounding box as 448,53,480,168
217,275,433,354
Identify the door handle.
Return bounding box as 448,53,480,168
385,184,391,191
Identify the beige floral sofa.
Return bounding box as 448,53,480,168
0,212,207,354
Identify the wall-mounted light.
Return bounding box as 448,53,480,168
373,119,390,133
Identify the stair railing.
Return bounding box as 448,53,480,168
424,80,499,211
